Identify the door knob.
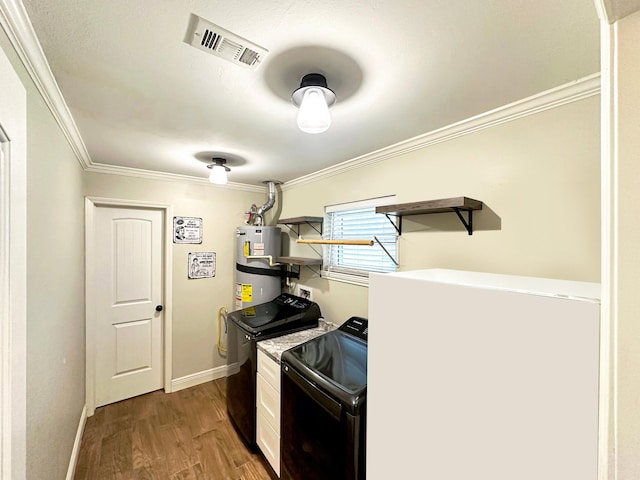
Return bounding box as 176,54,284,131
155,305,163,312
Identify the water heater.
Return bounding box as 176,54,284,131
234,226,282,309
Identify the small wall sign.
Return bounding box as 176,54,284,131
174,217,203,244
188,252,216,279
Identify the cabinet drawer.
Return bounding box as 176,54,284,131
257,372,280,432
257,349,281,391
257,412,280,476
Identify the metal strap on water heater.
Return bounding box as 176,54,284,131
235,263,300,279
236,263,282,277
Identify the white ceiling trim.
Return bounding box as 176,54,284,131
85,162,265,192
0,1,600,193
79,67,598,192
597,0,640,22
0,0,264,193
283,73,601,190
0,0,91,169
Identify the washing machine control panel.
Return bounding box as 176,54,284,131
338,316,368,341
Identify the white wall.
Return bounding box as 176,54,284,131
0,30,86,480
281,95,601,324
83,173,269,379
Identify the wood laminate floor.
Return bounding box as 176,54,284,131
74,377,273,480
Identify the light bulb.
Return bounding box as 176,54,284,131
209,165,228,185
297,87,331,134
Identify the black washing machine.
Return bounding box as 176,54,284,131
226,293,321,448
281,316,368,480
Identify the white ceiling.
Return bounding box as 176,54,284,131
22,0,600,186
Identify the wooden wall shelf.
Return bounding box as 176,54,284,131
278,216,323,224
276,256,322,266
376,196,483,235
278,216,323,236
277,216,324,275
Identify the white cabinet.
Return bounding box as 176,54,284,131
367,269,601,480
256,349,281,476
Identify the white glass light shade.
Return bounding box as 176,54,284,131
296,87,331,134
209,165,228,184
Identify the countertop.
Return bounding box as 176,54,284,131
257,319,336,364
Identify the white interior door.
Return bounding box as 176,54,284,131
93,206,164,407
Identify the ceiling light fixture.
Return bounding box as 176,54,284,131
291,73,336,134
207,157,230,185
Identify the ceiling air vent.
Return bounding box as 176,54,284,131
184,14,268,69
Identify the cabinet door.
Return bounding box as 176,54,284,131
257,413,280,476
256,349,282,476
257,349,281,390
257,372,281,432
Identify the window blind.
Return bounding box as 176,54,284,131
323,196,398,282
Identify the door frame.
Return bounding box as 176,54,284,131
0,41,27,480
85,197,173,415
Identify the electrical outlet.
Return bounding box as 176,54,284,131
297,285,313,301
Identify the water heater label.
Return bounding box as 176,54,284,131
235,283,243,310
242,284,253,302
254,242,265,255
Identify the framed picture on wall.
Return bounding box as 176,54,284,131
173,216,203,244
188,252,216,279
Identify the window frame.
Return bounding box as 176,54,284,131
322,195,398,286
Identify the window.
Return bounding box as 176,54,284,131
323,195,398,285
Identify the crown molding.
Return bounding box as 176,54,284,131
85,163,265,192
0,2,271,193
596,0,640,23
282,73,601,190
0,1,600,193
0,0,264,192
0,0,91,169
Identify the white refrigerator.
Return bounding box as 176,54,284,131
367,269,600,480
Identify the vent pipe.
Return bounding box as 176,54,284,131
247,180,281,226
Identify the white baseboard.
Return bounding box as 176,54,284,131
170,364,236,392
65,404,87,480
